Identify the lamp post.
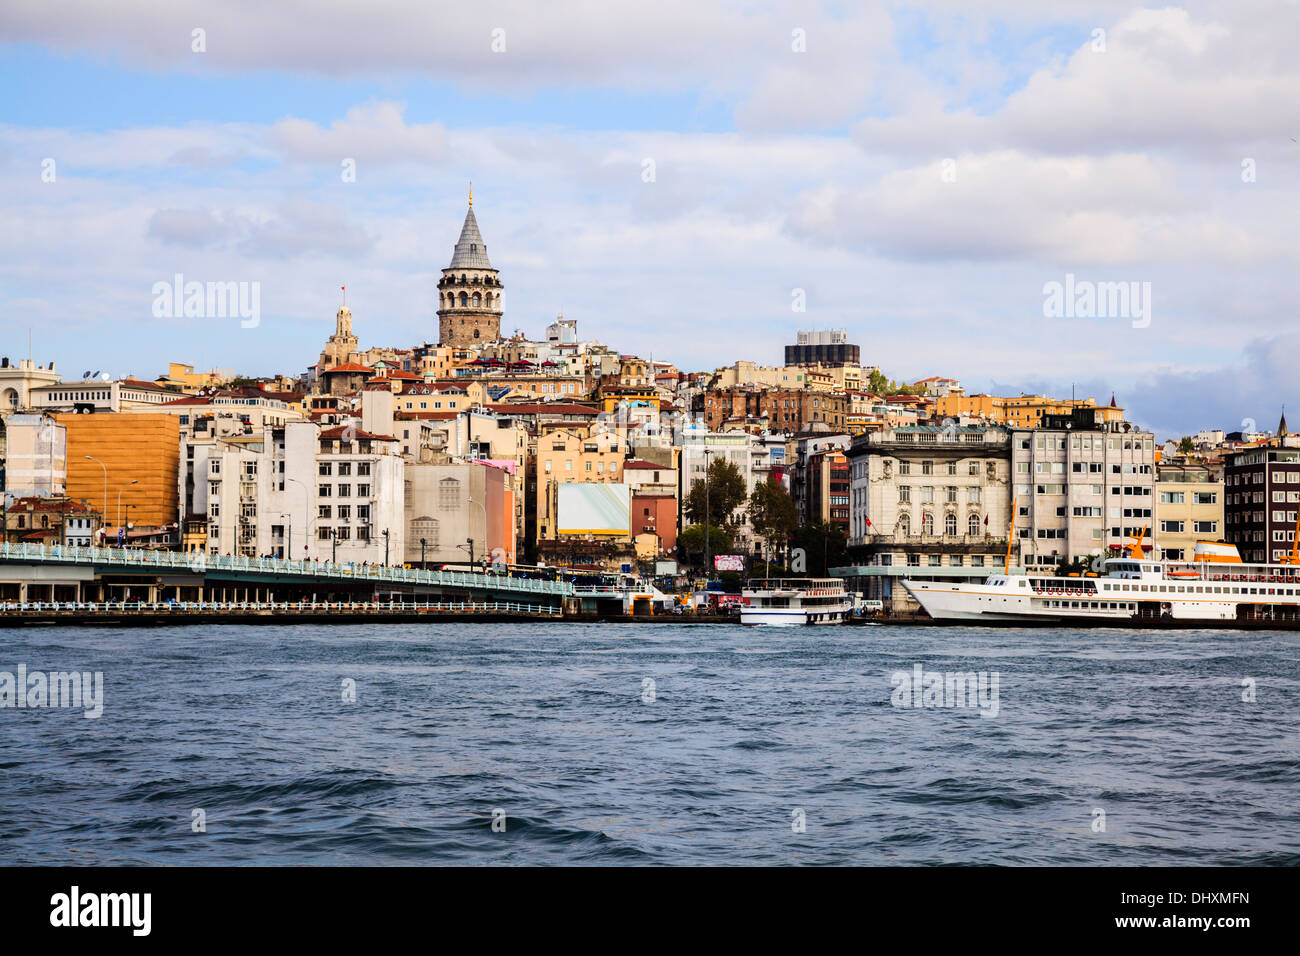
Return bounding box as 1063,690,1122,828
468,495,487,568
382,528,390,566
85,456,107,533
330,527,338,564
116,479,138,545
701,447,714,578
420,537,426,568
285,477,311,559
279,512,292,559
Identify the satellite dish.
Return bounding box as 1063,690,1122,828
82,370,92,378
100,372,110,381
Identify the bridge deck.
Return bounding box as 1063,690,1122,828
0,542,573,598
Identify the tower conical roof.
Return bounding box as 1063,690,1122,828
448,203,492,270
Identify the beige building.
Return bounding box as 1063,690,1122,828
0,357,61,412
1012,413,1155,568
711,361,835,391
404,460,514,566
843,424,1015,612
1155,462,1224,561
1,413,66,499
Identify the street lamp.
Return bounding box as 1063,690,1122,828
279,512,292,559
420,537,427,568
382,528,390,566
329,527,338,563
116,479,138,545
701,447,714,578
85,456,107,531
285,476,311,559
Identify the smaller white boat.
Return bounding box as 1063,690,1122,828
740,578,851,625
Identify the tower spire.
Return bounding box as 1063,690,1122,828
468,181,473,207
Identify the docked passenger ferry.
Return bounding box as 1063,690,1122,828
902,540,1300,625
740,578,852,625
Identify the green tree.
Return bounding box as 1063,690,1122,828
747,480,798,562
677,523,734,567
1178,436,1195,454
791,522,849,576
684,457,747,528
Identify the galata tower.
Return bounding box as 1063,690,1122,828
437,186,503,346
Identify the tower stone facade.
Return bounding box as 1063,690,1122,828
319,301,359,372
437,193,503,347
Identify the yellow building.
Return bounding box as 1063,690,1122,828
58,413,181,533
1155,462,1224,561
535,425,625,541
154,362,233,393
936,393,1125,428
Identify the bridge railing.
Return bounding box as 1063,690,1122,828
0,599,563,616
0,541,573,597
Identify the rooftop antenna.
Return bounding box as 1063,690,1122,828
341,285,347,308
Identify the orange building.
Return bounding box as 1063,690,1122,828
57,413,181,533
935,394,1124,428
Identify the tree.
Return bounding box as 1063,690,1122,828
748,480,798,562
684,457,747,528
1178,436,1195,454
678,523,734,566
790,522,849,576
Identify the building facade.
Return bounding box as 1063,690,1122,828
1154,461,1224,561
1224,446,1300,563
1011,413,1155,567
842,425,1014,612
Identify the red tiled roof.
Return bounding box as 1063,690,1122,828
622,459,667,470
322,363,373,374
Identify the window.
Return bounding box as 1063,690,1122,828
338,463,352,476
944,513,957,536
318,484,331,497
969,514,981,536
318,505,332,519
357,484,370,497
922,513,934,535
319,463,332,476
357,463,371,476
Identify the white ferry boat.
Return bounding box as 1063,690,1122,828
902,539,1300,625
740,578,852,625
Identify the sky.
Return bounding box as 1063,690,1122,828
1,0,1297,440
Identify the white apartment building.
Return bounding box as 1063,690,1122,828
183,421,405,563
1011,415,1155,567
30,378,180,414
680,426,763,552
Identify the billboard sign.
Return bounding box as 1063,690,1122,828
557,483,631,536
713,554,745,571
